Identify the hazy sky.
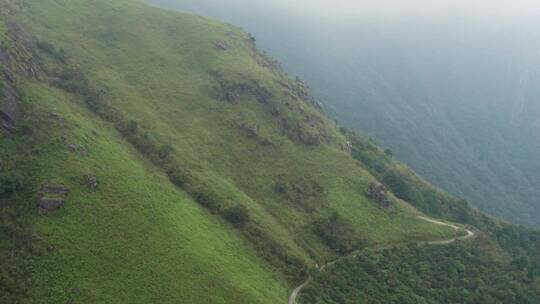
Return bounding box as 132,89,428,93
158,0,540,29
267,0,540,18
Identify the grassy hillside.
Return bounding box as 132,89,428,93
296,128,540,304
3,0,537,303
154,0,540,228
0,0,463,303
7,81,289,304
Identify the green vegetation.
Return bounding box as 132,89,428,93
1,0,538,303
301,239,540,304
313,212,365,254
0,132,42,304
0,21,8,48
224,205,251,226
0,0,461,303
343,128,477,223
296,128,540,303
159,0,540,228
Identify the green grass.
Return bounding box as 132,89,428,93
0,0,468,302
19,0,454,240
20,82,288,303
0,20,9,48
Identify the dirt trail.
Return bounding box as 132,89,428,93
417,216,474,244
288,216,475,304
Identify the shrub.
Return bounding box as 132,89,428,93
158,144,174,160
193,189,222,213
124,120,138,134
224,205,250,226
313,212,363,254
37,40,66,62
0,156,25,198
166,167,191,188
36,40,55,53
243,223,308,282
273,177,325,211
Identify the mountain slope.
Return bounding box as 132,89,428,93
0,0,466,303
153,0,540,228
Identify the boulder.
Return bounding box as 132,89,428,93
38,184,69,215
67,143,88,155
41,185,69,195
215,41,229,51
37,198,65,215
84,175,98,191
346,141,353,154
367,182,391,208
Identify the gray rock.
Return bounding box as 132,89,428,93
38,198,65,214
41,185,70,195
38,184,69,215
366,182,391,208
84,175,98,191
47,245,55,253
346,141,353,154
0,77,19,133
215,41,229,51
67,143,88,155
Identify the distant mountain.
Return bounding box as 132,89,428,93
151,0,540,227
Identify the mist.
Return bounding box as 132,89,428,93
267,0,540,19
148,0,540,228
152,0,540,25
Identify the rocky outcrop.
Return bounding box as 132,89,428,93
346,141,353,154
215,41,229,51
0,20,40,78
37,198,65,215
0,109,16,133
41,185,70,195
280,78,323,110
37,185,69,215
212,72,273,104
0,76,19,133
66,142,88,155
84,175,98,191
0,18,41,133
366,182,391,208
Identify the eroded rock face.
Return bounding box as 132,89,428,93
66,143,88,155
0,79,19,122
84,175,98,191
0,18,41,133
367,182,391,208
346,141,353,154
37,198,65,215
0,20,40,78
0,109,16,133
215,41,229,51
1,65,21,133
37,185,69,215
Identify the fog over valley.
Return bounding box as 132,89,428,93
150,0,540,227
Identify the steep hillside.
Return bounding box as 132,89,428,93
0,0,468,303
2,0,539,303
154,0,540,228
300,129,540,303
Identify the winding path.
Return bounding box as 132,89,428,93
288,216,475,304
